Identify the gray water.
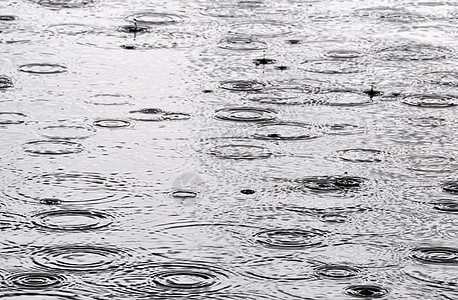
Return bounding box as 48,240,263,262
0,0,457,299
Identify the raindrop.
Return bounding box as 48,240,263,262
252,122,322,140
31,210,114,231
442,181,458,194
296,175,366,192
0,15,18,21
5,172,132,205
402,95,457,108
215,107,276,122
129,109,190,122
6,272,67,289
253,58,276,66
325,49,363,59
22,140,84,155
0,75,13,89
0,112,27,125
209,144,272,160
315,265,361,279
117,24,149,33
36,0,97,9
344,285,389,298
219,80,265,92
319,213,348,223
38,124,95,139
125,12,184,25
376,44,452,61
253,229,325,249
300,60,362,74
39,198,62,205
93,119,131,128
337,149,384,163
98,262,231,298
32,245,131,271
241,189,255,195
217,37,267,51
412,247,458,264
172,191,197,198
18,64,67,74
326,124,365,135
431,199,458,213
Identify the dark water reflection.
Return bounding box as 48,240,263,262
0,0,457,299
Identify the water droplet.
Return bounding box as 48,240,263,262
254,229,325,249
36,0,97,9
431,199,458,213
31,210,114,231
325,49,363,59
402,95,457,108
117,24,149,33
125,12,184,25
442,181,458,194
219,80,265,92
241,189,255,195
5,172,132,205
209,144,272,160
172,191,197,198
412,247,458,264
253,122,322,140
215,107,276,122
22,140,84,155
0,15,18,21
0,112,27,125
0,75,13,89
297,176,366,192
97,262,231,298
315,265,361,278
217,37,267,51
6,272,67,289
93,119,131,128
253,58,276,66
344,285,389,298
18,64,67,74
31,245,131,271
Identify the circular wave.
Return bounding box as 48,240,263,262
18,63,67,74
6,272,67,289
5,172,132,205
22,140,84,155
31,245,131,271
209,144,272,160
411,247,458,265
402,94,458,108
219,80,265,92
253,229,326,249
93,119,131,128
0,112,27,125
344,285,389,298
215,107,276,122
31,210,114,231
217,37,267,51
315,265,361,279
252,122,322,140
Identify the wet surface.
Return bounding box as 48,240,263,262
0,0,458,299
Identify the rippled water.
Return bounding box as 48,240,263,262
0,0,457,299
